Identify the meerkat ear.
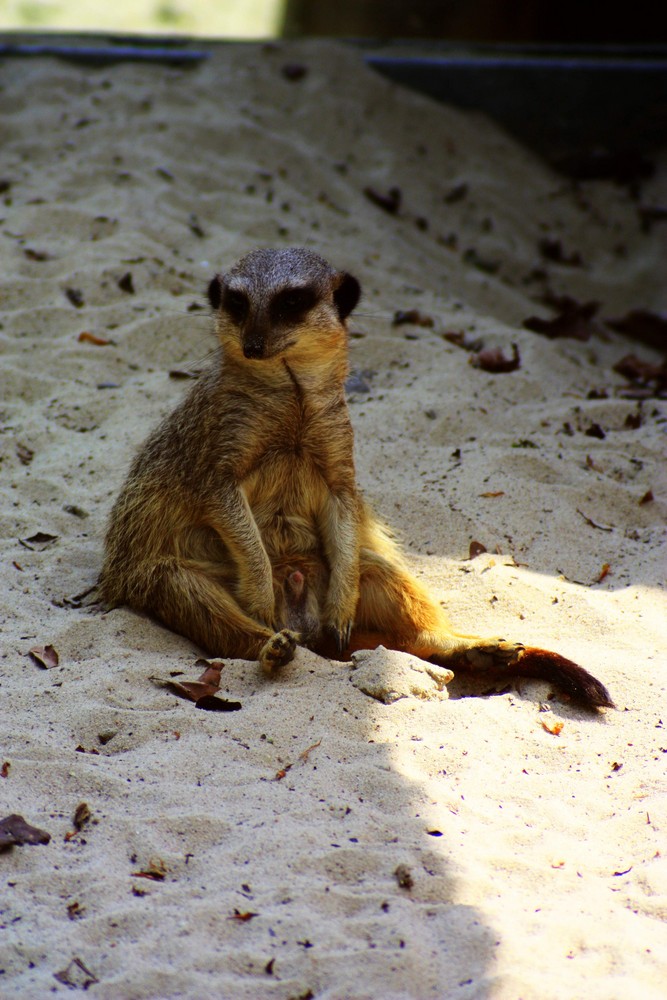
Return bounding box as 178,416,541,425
333,273,361,321
207,275,223,311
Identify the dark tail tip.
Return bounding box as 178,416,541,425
518,647,615,710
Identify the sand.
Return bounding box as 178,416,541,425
1,39,666,1000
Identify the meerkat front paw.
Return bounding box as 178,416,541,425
323,615,354,655
324,590,358,655
259,629,299,674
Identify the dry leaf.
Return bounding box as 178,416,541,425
117,272,135,294
613,353,667,391
64,804,91,843
479,491,505,498
151,661,241,712
596,563,612,583
468,540,487,559
364,185,402,214
28,644,59,669
19,531,58,550
53,957,98,990
67,901,85,921
281,63,308,81
78,331,111,345
16,443,34,465
0,813,51,848
470,344,520,373
576,509,614,532
132,857,168,881
523,300,598,341
298,739,321,763
538,237,583,266
607,309,667,351
228,909,258,922
24,247,51,261
65,288,85,308
73,802,92,830
392,309,434,328
394,864,414,889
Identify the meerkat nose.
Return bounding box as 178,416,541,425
243,341,264,359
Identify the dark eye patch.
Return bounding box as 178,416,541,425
222,287,249,323
270,286,317,324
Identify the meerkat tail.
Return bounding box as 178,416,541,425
508,647,615,710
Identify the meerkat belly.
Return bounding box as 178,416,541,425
243,450,326,560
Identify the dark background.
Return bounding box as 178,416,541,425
283,0,667,44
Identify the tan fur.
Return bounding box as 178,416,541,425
100,248,613,708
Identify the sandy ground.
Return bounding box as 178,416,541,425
1,39,666,1000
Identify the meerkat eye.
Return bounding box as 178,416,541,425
222,288,249,323
271,286,317,323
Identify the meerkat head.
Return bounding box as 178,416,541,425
207,247,360,364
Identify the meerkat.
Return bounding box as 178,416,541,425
100,247,613,709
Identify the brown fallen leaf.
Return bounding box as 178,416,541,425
541,717,564,736
468,540,488,559
444,181,468,203
479,491,505,498
228,909,258,922
442,330,484,352
19,531,58,550
298,739,322,763
151,661,241,712
67,900,85,921
364,185,402,214
538,237,583,266
117,272,135,294
16,443,34,465
606,309,667,352
469,344,520,373
613,353,667,392
74,802,92,830
639,489,654,505
281,62,308,81
523,300,599,341
0,813,51,848
394,864,414,889
132,857,168,881
24,247,51,261
28,644,59,669
65,287,85,308
392,309,434,328
1,762,9,778
78,331,111,346
596,563,612,583
53,957,98,990
576,509,614,532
